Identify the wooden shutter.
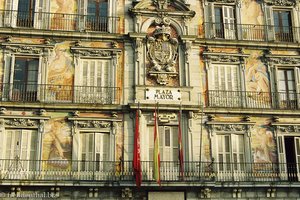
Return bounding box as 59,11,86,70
277,135,287,173
78,0,87,30
265,6,275,41
222,6,235,39
4,0,18,27
34,0,50,29
205,3,215,38
296,68,300,108
294,137,300,177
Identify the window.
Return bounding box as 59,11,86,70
208,64,241,107
214,6,235,39
217,134,245,172
4,0,49,28
149,126,178,162
277,135,300,181
78,0,109,31
80,132,109,172
1,129,38,172
4,57,39,102
75,59,111,103
277,69,297,109
273,10,293,42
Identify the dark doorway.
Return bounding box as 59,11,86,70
284,137,297,181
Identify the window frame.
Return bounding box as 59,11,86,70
3,0,50,28
204,2,241,40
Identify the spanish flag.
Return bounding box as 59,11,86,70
153,105,161,185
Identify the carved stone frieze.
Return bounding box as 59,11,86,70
76,120,111,129
5,118,38,127
6,45,43,54
202,51,248,67
265,57,300,65
71,46,121,58
278,125,300,133
147,18,179,85
210,124,247,132
264,0,295,6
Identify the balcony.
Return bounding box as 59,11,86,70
0,10,119,33
0,83,120,104
204,22,297,43
0,159,299,183
206,90,300,110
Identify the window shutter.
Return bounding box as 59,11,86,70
265,6,275,41
4,0,18,27
296,68,300,108
277,136,287,173
172,126,178,162
78,0,87,30
34,0,50,29
294,137,300,173
205,3,215,38
222,6,235,39
148,126,154,161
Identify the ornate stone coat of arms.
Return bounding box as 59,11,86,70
147,24,178,85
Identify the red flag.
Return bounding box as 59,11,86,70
178,109,184,179
133,109,142,187
153,105,161,185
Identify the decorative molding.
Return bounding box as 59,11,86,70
264,0,295,6
76,120,111,129
277,125,300,133
263,54,300,66
210,124,247,132
5,118,38,128
2,43,54,55
202,51,249,67
70,47,121,58
146,19,179,85
158,113,177,122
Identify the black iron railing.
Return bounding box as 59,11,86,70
206,90,299,110
0,159,299,183
0,10,119,33
204,22,297,42
0,83,120,104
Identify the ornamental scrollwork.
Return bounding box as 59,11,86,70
7,45,43,54
158,113,177,122
5,118,38,127
264,0,295,6
71,47,121,58
210,124,248,132
76,120,111,129
266,57,300,65
278,125,300,133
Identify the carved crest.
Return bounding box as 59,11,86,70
147,20,178,85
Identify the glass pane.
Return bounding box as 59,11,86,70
165,127,170,147
225,136,230,153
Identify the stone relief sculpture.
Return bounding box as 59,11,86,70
146,18,179,85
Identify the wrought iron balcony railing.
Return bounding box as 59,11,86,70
0,159,299,183
0,83,120,104
204,22,297,42
206,90,300,110
0,10,119,33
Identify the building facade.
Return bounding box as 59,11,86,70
0,0,299,199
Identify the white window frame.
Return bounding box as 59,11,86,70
208,123,253,181
4,0,50,28
264,3,299,42
71,46,121,104
2,43,52,102
0,117,48,179
275,124,300,181
205,2,241,39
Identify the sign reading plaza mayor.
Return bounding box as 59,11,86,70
146,88,181,101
